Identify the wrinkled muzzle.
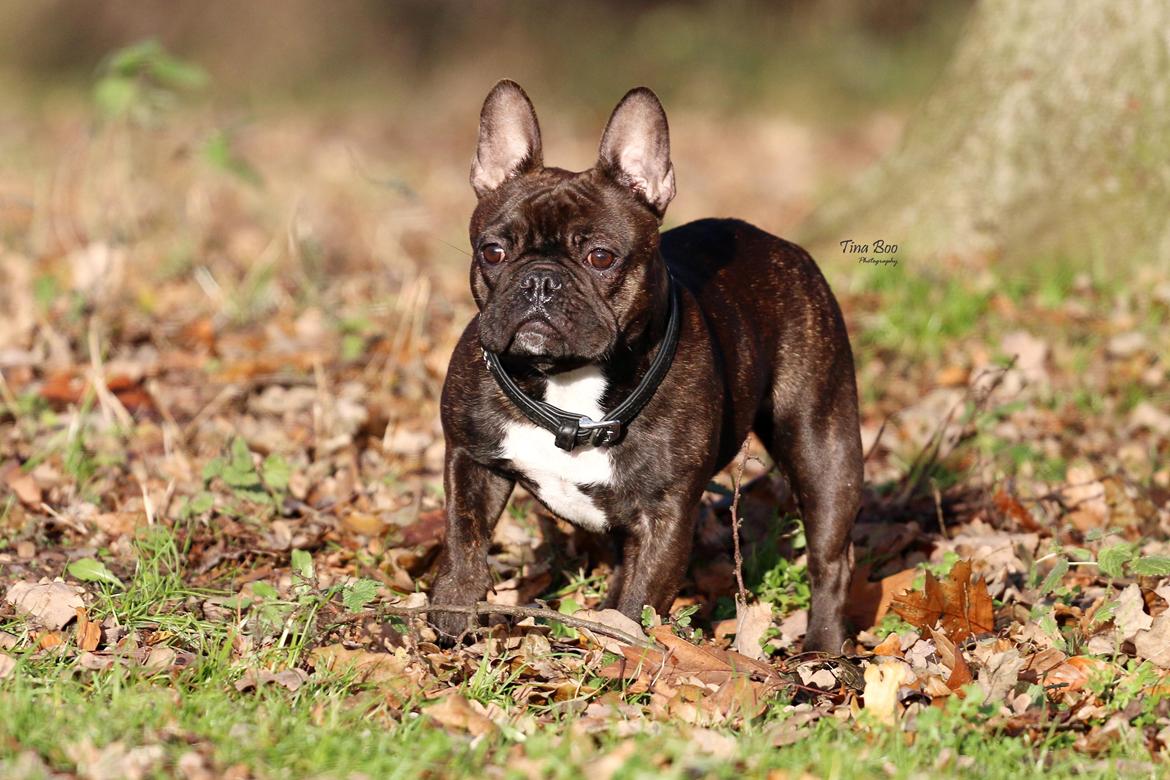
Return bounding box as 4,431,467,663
477,261,616,360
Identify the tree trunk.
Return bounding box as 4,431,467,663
802,0,1170,269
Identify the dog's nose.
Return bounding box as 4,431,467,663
519,267,563,306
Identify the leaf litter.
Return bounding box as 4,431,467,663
0,74,1168,776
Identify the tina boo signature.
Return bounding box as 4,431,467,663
841,239,899,267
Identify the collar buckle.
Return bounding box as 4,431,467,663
578,417,622,447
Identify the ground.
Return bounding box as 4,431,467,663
2,43,1170,780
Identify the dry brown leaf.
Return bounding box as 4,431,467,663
1044,656,1111,699
890,560,993,643
575,608,650,654
1115,584,1152,641
845,566,917,629
993,489,1040,532
1134,614,1170,668
342,512,384,536
946,652,973,691
731,602,773,661
36,631,64,650
871,632,903,658
425,693,497,737
2,467,41,505
398,508,445,547
0,654,16,679
75,609,102,652
235,668,310,693
709,674,770,722
689,727,738,757
862,660,905,724
1022,647,1068,676
649,625,773,678
5,580,85,630
310,644,410,683
66,739,164,780
143,646,177,672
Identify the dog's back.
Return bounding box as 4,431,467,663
661,218,857,471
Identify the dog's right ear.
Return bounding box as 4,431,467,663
470,80,543,197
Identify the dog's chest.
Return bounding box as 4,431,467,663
498,367,614,532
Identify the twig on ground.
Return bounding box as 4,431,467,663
183,383,242,442
863,415,890,462
730,438,751,608
355,601,653,648
893,358,1016,507
931,478,947,539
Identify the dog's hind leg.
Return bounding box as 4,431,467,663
754,374,863,653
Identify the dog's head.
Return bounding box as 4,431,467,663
467,80,675,364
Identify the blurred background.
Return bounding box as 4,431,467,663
0,0,1167,518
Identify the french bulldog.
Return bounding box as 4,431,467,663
430,80,863,652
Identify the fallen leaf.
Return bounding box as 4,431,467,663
75,609,102,652
342,512,384,536
0,654,16,679
1134,614,1170,668
1114,584,1152,641
871,632,903,658
36,631,64,650
2,467,41,505
710,674,770,721
1045,656,1111,698
310,644,410,684
66,739,164,780
5,580,85,629
235,668,310,693
993,490,1040,532
976,648,1023,703
731,602,773,661
649,625,773,678
425,693,496,737
575,608,650,654
398,508,445,547
143,646,177,672
862,660,905,725
689,727,737,757
846,566,917,629
890,560,993,643
946,651,973,691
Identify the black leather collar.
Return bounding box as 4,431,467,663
483,277,681,452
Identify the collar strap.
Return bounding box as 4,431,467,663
483,277,681,452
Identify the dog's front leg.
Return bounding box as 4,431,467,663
430,447,514,641
613,509,695,621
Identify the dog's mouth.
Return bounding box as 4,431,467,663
509,316,562,356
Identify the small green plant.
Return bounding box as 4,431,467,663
549,598,581,640
201,437,291,515
745,517,811,615
93,39,207,122
67,558,124,588
202,128,264,188
341,579,381,613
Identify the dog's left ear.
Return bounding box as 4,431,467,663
598,87,675,218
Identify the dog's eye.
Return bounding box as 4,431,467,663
586,248,616,270
480,243,506,264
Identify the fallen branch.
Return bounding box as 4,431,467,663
372,601,652,648
729,438,751,608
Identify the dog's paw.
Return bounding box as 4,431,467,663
430,609,475,646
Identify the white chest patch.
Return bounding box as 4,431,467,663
499,366,614,532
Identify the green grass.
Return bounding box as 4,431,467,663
4,524,1158,779
0,660,1154,779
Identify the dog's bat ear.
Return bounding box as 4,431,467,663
598,87,675,218
470,80,543,197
